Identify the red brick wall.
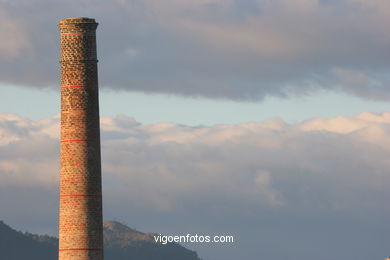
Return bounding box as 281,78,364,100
58,17,103,260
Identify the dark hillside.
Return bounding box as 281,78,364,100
0,220,202,260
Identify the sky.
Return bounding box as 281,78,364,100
0,0,390,259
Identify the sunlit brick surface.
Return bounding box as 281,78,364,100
58,17,103,260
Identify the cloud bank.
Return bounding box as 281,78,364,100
0,112,389,259
1,0,390,100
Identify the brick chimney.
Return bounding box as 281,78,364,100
58,17,103,260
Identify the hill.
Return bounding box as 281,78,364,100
0,220,202,260
0,221,57,259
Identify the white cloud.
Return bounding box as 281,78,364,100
1,112,389,213
254,170,283,206
0,114,59,187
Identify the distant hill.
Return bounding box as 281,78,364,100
0,221,57,260
0,220,202,260
103,221,202,260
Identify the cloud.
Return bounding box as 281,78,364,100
0,7,30,59
331,67,390,100
0,114,59,187
1,112,390,258
1,111,389,212
0,0,390,100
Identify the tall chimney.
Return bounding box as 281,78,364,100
58,17,103,260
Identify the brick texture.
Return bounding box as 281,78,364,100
58,17,103,260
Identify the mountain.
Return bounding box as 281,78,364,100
0,221,57,260
0,220,202,260
103,221,202,260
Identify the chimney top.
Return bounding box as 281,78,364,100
58,17,98,30
58,17,97,25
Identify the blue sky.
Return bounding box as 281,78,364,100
1,1,390,260
3,83,390,125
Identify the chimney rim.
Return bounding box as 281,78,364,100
58,17,97,25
